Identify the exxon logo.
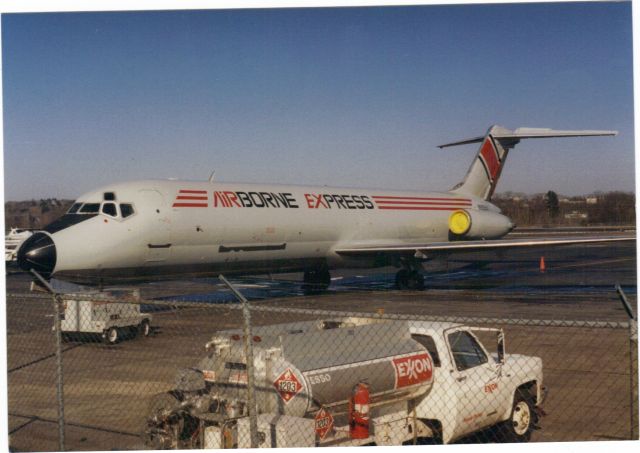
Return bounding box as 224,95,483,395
392,353,433,388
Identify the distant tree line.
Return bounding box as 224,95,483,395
492,191,636,227
4,199,73,232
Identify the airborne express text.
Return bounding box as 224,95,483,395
210,191,375,209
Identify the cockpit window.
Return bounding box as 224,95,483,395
67,203,82,214
79,203,100,214
104,192,116,201
101,202,118,217
120,204,135,218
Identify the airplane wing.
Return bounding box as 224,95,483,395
334,235,635,258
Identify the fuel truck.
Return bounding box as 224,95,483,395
142,317,545,448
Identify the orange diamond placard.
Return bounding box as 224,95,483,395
315,407,334,440
273,368,302,403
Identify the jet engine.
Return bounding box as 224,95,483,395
448,209,513,240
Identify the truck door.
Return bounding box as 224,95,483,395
446,329,505,437
139,189,171,262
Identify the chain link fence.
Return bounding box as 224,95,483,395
5,284,638,451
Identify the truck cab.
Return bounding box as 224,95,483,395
410,321,545,443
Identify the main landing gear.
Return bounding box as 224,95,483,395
395,260,425,290
302,266,331,294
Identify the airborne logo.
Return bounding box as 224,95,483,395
212,191,298,208
173,189,376,210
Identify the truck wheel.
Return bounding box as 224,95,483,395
104,327,119,345
139,320,151,337
501,392,535,442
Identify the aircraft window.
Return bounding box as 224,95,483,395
102,202,118,217
104,192,116,201
67,203,82,214
120,204,135,218
79,203,100,214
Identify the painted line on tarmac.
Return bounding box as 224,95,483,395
548,257,635,271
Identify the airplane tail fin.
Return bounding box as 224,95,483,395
440,125,617,200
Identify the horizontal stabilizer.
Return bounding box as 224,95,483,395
443,125,618,200
439,127,617,148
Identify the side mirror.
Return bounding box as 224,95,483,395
497,330,505,364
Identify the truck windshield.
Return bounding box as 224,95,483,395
448,331,488,371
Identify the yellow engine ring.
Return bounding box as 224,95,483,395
449,210,471,236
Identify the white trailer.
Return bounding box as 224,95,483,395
59,294,152,344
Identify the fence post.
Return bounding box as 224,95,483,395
53,294,66,451
30,270,66,450
219,275,259,448
629,318,638,439
617,284,638,439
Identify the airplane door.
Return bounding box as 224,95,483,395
138,189,171,262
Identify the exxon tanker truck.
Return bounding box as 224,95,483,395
142,317,546,448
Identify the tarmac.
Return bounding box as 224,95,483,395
4,234,638,450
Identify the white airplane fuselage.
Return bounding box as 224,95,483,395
19,126,619,287
25,179,512,284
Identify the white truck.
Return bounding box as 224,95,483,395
142,317,545,448
59,293,152,344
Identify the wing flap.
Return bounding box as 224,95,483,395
335,236,635,256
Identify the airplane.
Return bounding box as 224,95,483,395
16,125,634,292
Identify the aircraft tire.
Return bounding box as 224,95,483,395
303,267,331,294
395,269,410,290
396,270,425,290
408,271,425,290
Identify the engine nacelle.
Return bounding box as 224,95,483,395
448,209,513,240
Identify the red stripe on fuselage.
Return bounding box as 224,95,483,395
479,139,500,181
172,202,208,208
374,200,471,206
372,196,470,202
179,189,208,194
176,195,208,200
377,206,468,211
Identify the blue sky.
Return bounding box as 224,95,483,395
1,2,634,200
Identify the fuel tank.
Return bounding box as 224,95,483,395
197,319,434,418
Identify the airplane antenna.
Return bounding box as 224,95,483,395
208,171,215,183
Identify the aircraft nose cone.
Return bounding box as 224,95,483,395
16,232,57,277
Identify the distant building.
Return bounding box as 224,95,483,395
586,197,598,205
564,210,588,220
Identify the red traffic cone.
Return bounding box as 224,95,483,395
539,256,546,273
